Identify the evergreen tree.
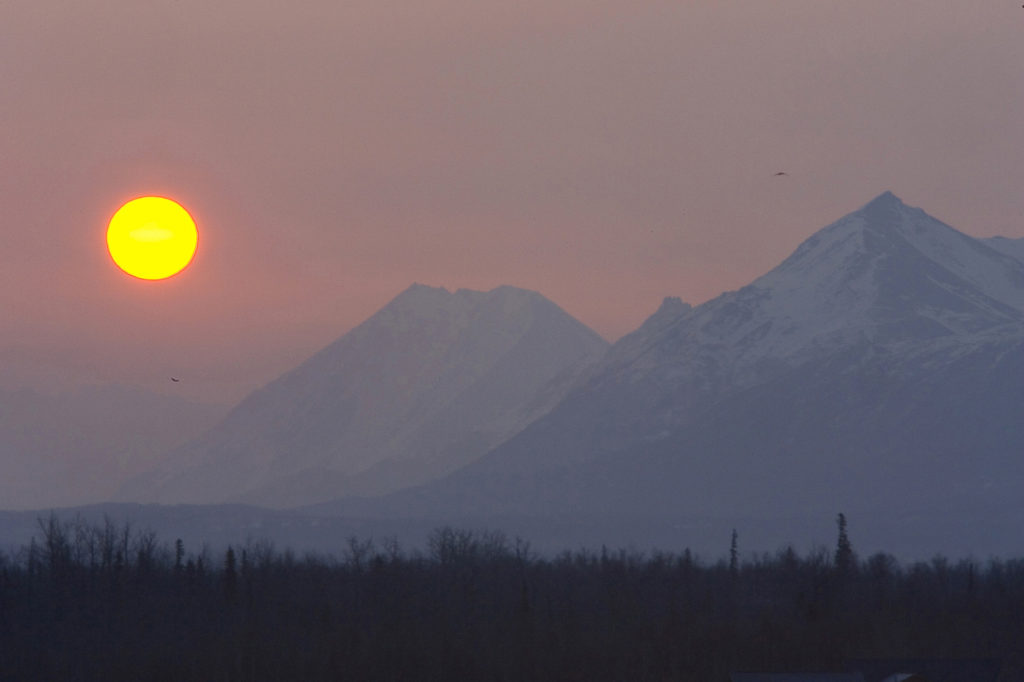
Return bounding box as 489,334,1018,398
834,512,854,576
729,529,739,577
224,546,238,605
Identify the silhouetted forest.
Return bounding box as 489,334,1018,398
0,514,1021,681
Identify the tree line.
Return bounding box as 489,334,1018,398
0,514,1021,681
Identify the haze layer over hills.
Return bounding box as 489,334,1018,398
0,386,223,509
117,285,608,506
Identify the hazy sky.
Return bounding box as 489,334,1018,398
3,1,1022,404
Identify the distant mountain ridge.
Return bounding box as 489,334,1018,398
117,284,608,506
324,192,1024,549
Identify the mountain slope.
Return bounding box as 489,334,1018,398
983,235,1024,264
335,193,1024,531
118,284,608,506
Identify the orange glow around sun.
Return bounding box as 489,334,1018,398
106,196,198,280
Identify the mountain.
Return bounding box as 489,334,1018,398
983,235,1024,264
118,284,608,507
327,193,1024,553
0,385,224,509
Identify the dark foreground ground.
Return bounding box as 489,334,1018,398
1,516,1021,681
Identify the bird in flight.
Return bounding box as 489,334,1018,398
170,377,180,382
774,171,788,176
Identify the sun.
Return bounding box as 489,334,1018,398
106,196,198,280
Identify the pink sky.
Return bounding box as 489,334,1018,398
2,1,1022,404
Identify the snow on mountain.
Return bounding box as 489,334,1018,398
333,193,1024,539
608,192,1024,388
117,284,608,507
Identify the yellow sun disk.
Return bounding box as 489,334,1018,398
107,197,198,280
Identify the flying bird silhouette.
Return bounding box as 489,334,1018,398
774,171,788,176
170,377,180,382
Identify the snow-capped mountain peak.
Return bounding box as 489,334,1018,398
606,192,1024,394
755,191,1024,344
